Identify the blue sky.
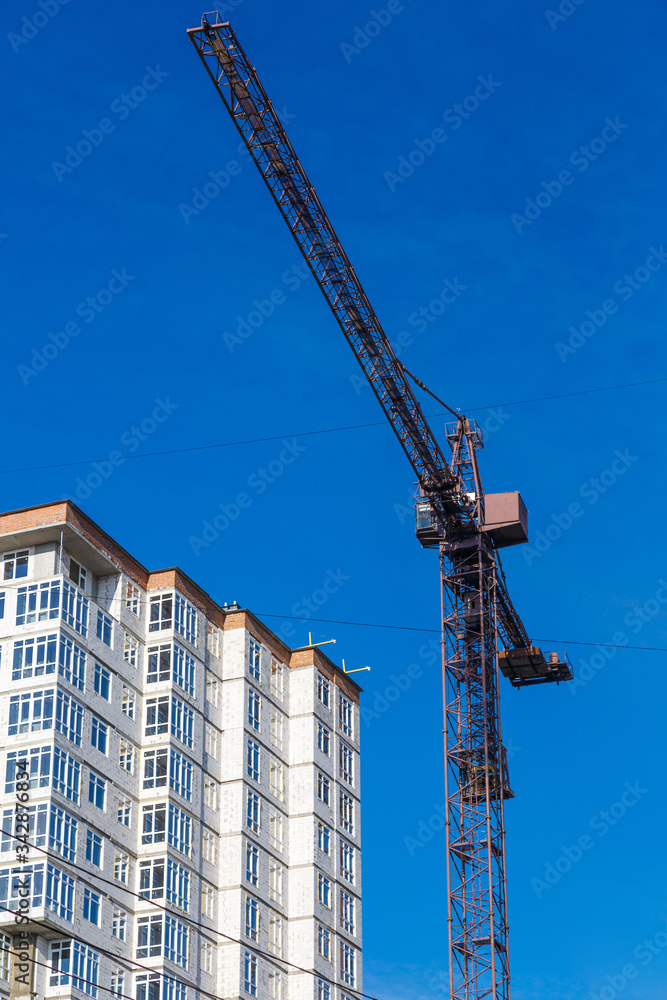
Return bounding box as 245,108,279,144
3,0,667,996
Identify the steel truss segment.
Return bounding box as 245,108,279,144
441,536,510,1000
188,21,466,523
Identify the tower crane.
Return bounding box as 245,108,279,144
188,15,573,999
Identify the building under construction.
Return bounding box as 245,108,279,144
0,501,362,1000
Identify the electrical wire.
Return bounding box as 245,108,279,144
0,918,136,1000
0,375,664,476
0,827,376,1000
254,612,667,652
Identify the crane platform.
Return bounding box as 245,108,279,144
499,646,572,687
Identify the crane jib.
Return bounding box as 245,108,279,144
193,20,461,520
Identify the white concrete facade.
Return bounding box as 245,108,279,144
0,502,362,1000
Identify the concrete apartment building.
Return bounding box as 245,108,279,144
0,501,362,1000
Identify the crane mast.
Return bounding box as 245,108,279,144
188,16,572,1000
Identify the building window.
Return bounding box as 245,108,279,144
248,638,261,681
0,804,47,855
269,707,283,749
207,624,220,658
48,805,77,860
143,748,168,789
4,549,28,579
317,672,330,708
201,884,215,919
112,907,127,941
61,581,89,636
165,915,189,968
340,839,355,884
246,843,259,886
147,643,170,682
269,757,284,801
167,858,190,911
91,716,108,754
139,857,165,900
121,684,135,719
83,887,101,925
93,662,110,699
125,580,140,616
317,772,330,806
12,633,57,680
164,976,187,1000
269,808,283,852
317,980,331,1000
269,859,283,906
339,742,354,785
246,791,260,835
205,671,219,705
49,939,99,997
69,559,87,590
247,739,260,781
340,889,355,934
245,894,259,940
145,695,169,736
204,776,217,810
248,688,261,731
88,772,106,811
201,939,214,974
244,950,257,997
173,643,195,696
317,722,330,755
318,873,331,908
268,910,282,957
202,829,216,864
135,972,161,1000
175,594,197,645
5,746,51,793
52,748,80,804
136,914,163,958
8,688,54,736
118,794,132,828
339,693,353,736
341,943,356,986
171,696,194,749
110,966,124,999
205,724,217,759
340,793,355,834
114,850,129,884
168,805,192,856
0,933,10,982
16,580,60,627
58,635,86,690
96,609,112,646
55,690,83,746
169,749,193,801
270,658,284,700
318,822,331,856
318,924,331,961
85,830,102,867
0,863,44,911
142,803,167,844
119,739,135,773
269,968,282,1000
149,593,172,631
124,630,138,667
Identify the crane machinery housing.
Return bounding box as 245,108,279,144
188,14,573,1000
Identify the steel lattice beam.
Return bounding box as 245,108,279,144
187,17,563,1000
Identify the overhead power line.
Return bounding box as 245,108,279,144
0,375,664,476
0,827,378,1000
256,612,667,652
